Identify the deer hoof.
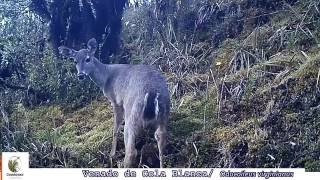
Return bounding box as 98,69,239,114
110,149,116,158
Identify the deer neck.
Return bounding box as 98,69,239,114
88,59,110,89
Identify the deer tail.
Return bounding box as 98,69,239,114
143,92,159,121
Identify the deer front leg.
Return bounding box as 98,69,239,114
110,105,124,158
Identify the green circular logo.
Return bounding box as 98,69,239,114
8,156,22,173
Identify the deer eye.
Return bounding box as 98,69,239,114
85,57,91,63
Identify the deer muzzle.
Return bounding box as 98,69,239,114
77,73,86,80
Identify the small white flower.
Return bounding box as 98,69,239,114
289,141,296,146
267,154,276,160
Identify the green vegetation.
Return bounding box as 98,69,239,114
8,158,19,172
1,0,320,171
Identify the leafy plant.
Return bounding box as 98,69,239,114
8,158,19,172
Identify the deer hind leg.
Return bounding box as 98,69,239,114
124,124,138,168
110,105,124,158
155,124,167,168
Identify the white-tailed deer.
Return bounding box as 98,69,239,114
58,38,170,168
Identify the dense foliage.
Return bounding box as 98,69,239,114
30,0,127,63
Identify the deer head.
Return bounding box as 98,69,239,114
58,38,98,80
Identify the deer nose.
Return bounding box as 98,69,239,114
77,73,86,80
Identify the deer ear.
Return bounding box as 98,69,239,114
87,38,97,54
58,46,76,58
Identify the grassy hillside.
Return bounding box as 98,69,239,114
1,0,320,171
